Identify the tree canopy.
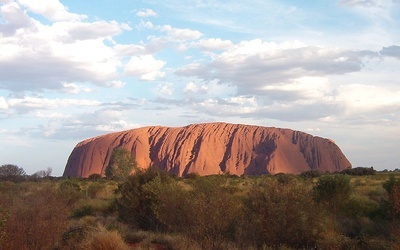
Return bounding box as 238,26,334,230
105,148,137,181
0,164,26,181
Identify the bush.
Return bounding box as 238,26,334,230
242,179,338,248
341,167,376,176
84,228,129,250
115,168,171,230
383,175,400,219
274,173,297,184
148,176,242,249
86,182,104,199
59,180,84,206
301,169,322,178
71,205,94,219
61,223,91,249
314,174,352,214
88,173,102,181
184,172,200,180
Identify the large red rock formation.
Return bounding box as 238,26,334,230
63,122,351,177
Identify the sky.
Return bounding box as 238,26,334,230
0,0,399,176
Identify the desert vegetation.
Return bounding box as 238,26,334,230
0,163,400,249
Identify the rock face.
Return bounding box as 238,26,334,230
63,123,351,178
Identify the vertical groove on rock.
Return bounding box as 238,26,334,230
219,127,239,172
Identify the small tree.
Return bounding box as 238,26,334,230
0,164,26,182
31,167,52,179
105,148,137,181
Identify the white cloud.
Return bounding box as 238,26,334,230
340,0,378,8
138,20,154,29
157,82,173,96
177,76,398,124
337,84,400,114
7,96,100,113
96,120,140,132
0,6,126,91
65,20,123,41
35,111,70,118
159,25,203,41
193,96,259,116
124,55,166,80
184,82,198,93
114,44,147,56
262,76,333,102
40,109,141,139
184,82,208,94
17,0,86,21
136,8,157,17
0,96,8,109
178,39,367,95
105,80,126,89
197,38,234,51
339,0,400,23
61,82,93,94
380,45,400,59
0,1,36,36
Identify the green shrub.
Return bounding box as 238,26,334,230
88,173,102,181
147,175,242,249
382,175,400,219
105,148,137,182
115,168,172,230
341,167,376,176
72,205,94,219
184,172,200,180
59,180,81,191
61,223,91,249
300,169,322,178
343,196,381,218
59,180,84,206
86,182,104,199
314,174,352,213
242,180,337,248
274,173,297,184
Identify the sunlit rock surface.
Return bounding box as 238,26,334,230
63,122,351,177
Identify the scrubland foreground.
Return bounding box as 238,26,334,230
1,168,400,249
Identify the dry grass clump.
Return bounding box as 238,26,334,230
60,215,129,249
83,226,129,250
125,230,201,250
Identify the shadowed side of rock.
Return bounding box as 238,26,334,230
63,123,352,177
